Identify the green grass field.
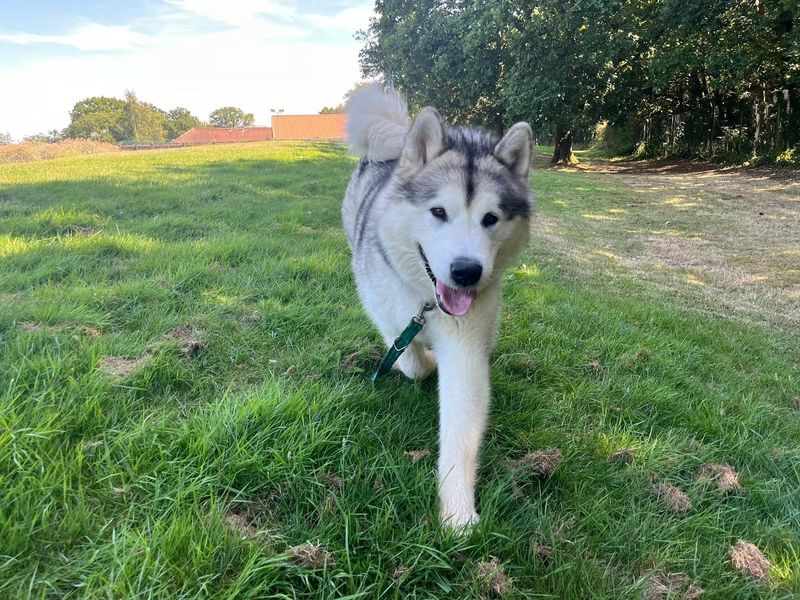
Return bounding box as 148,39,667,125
1,142,798,598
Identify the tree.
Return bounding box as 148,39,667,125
209,107,255,128
359,2,507,130
166,107,202,140
499,0,624,163
360,0,799,162
66,96,127,142
0,132,12,145
23,130,65,143
123,91,167,142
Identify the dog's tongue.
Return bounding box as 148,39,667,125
435,281,476,316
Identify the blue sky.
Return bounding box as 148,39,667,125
0,0,374,139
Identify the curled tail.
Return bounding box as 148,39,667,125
346,83,408,162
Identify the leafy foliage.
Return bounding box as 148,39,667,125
360,0,800,161
166,108,204,140
23,130,65,144
66,96,127,143
123,91,167,143
64,94,204,143
209,106,255,128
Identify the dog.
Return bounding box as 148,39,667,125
342,84,533,528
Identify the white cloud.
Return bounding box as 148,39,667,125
0,23,148,52
305,5,373,32
163,0,298,27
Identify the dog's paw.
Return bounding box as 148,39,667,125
440,507,479,532
395,345,437,380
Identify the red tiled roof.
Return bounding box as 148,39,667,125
172,127,273,144
271,114,346,140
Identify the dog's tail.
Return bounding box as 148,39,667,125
346,83,408,162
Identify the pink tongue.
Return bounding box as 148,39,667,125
435,281,476,316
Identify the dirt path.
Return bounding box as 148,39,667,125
534,155,800,331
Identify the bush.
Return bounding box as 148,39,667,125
776,145,800,167
591,121,639,156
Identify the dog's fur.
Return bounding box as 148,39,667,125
342,84,533,527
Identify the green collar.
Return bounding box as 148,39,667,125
372,302,436,381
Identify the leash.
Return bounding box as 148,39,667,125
372,302,436,382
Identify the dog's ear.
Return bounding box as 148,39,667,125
494,122,533,181
399,107,446,172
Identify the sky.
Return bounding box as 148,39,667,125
0,0,374,140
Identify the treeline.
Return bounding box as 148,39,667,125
9,93,258,145
63,92,203,144
359,0,799,164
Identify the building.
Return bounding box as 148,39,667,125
172,127,273,144
271,114,346,141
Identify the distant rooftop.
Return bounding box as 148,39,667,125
271,114,346,141
172,127,273,144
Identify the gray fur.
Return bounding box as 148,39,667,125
342,85,534,528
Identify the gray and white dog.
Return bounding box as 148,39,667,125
342,84,533,528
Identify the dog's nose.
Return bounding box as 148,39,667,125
450,258,483,287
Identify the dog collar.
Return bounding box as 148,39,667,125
418,244,459,316
372,301,436,381
418,244,437,286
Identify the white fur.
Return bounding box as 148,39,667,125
345,83,409,162
343,86,533,529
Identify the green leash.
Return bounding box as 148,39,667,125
372,302,436,382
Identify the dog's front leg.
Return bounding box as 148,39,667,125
436,342,490,528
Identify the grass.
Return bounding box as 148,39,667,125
1,141,798,598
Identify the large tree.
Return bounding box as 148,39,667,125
360,1,507,129
166,107,203,140
209,107,255,128
123,91,167,142
499,0,626,163
66,96,127,142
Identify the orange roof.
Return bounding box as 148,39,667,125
172,127,272,144
271,114,346,140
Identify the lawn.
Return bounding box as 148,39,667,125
1,142,798,598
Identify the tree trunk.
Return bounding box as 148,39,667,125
551,130,578,165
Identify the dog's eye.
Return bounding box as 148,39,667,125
430,207,448,221
481,213,499,228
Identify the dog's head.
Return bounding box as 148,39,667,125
391,108,533,316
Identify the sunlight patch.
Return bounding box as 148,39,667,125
593,250,621,261
685,274,705,286
514,263,540,277
0,234,38,257
62,232,163,253
581,213,617,221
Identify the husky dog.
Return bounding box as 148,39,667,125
342,84,533,528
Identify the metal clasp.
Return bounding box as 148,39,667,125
413,302,436,324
